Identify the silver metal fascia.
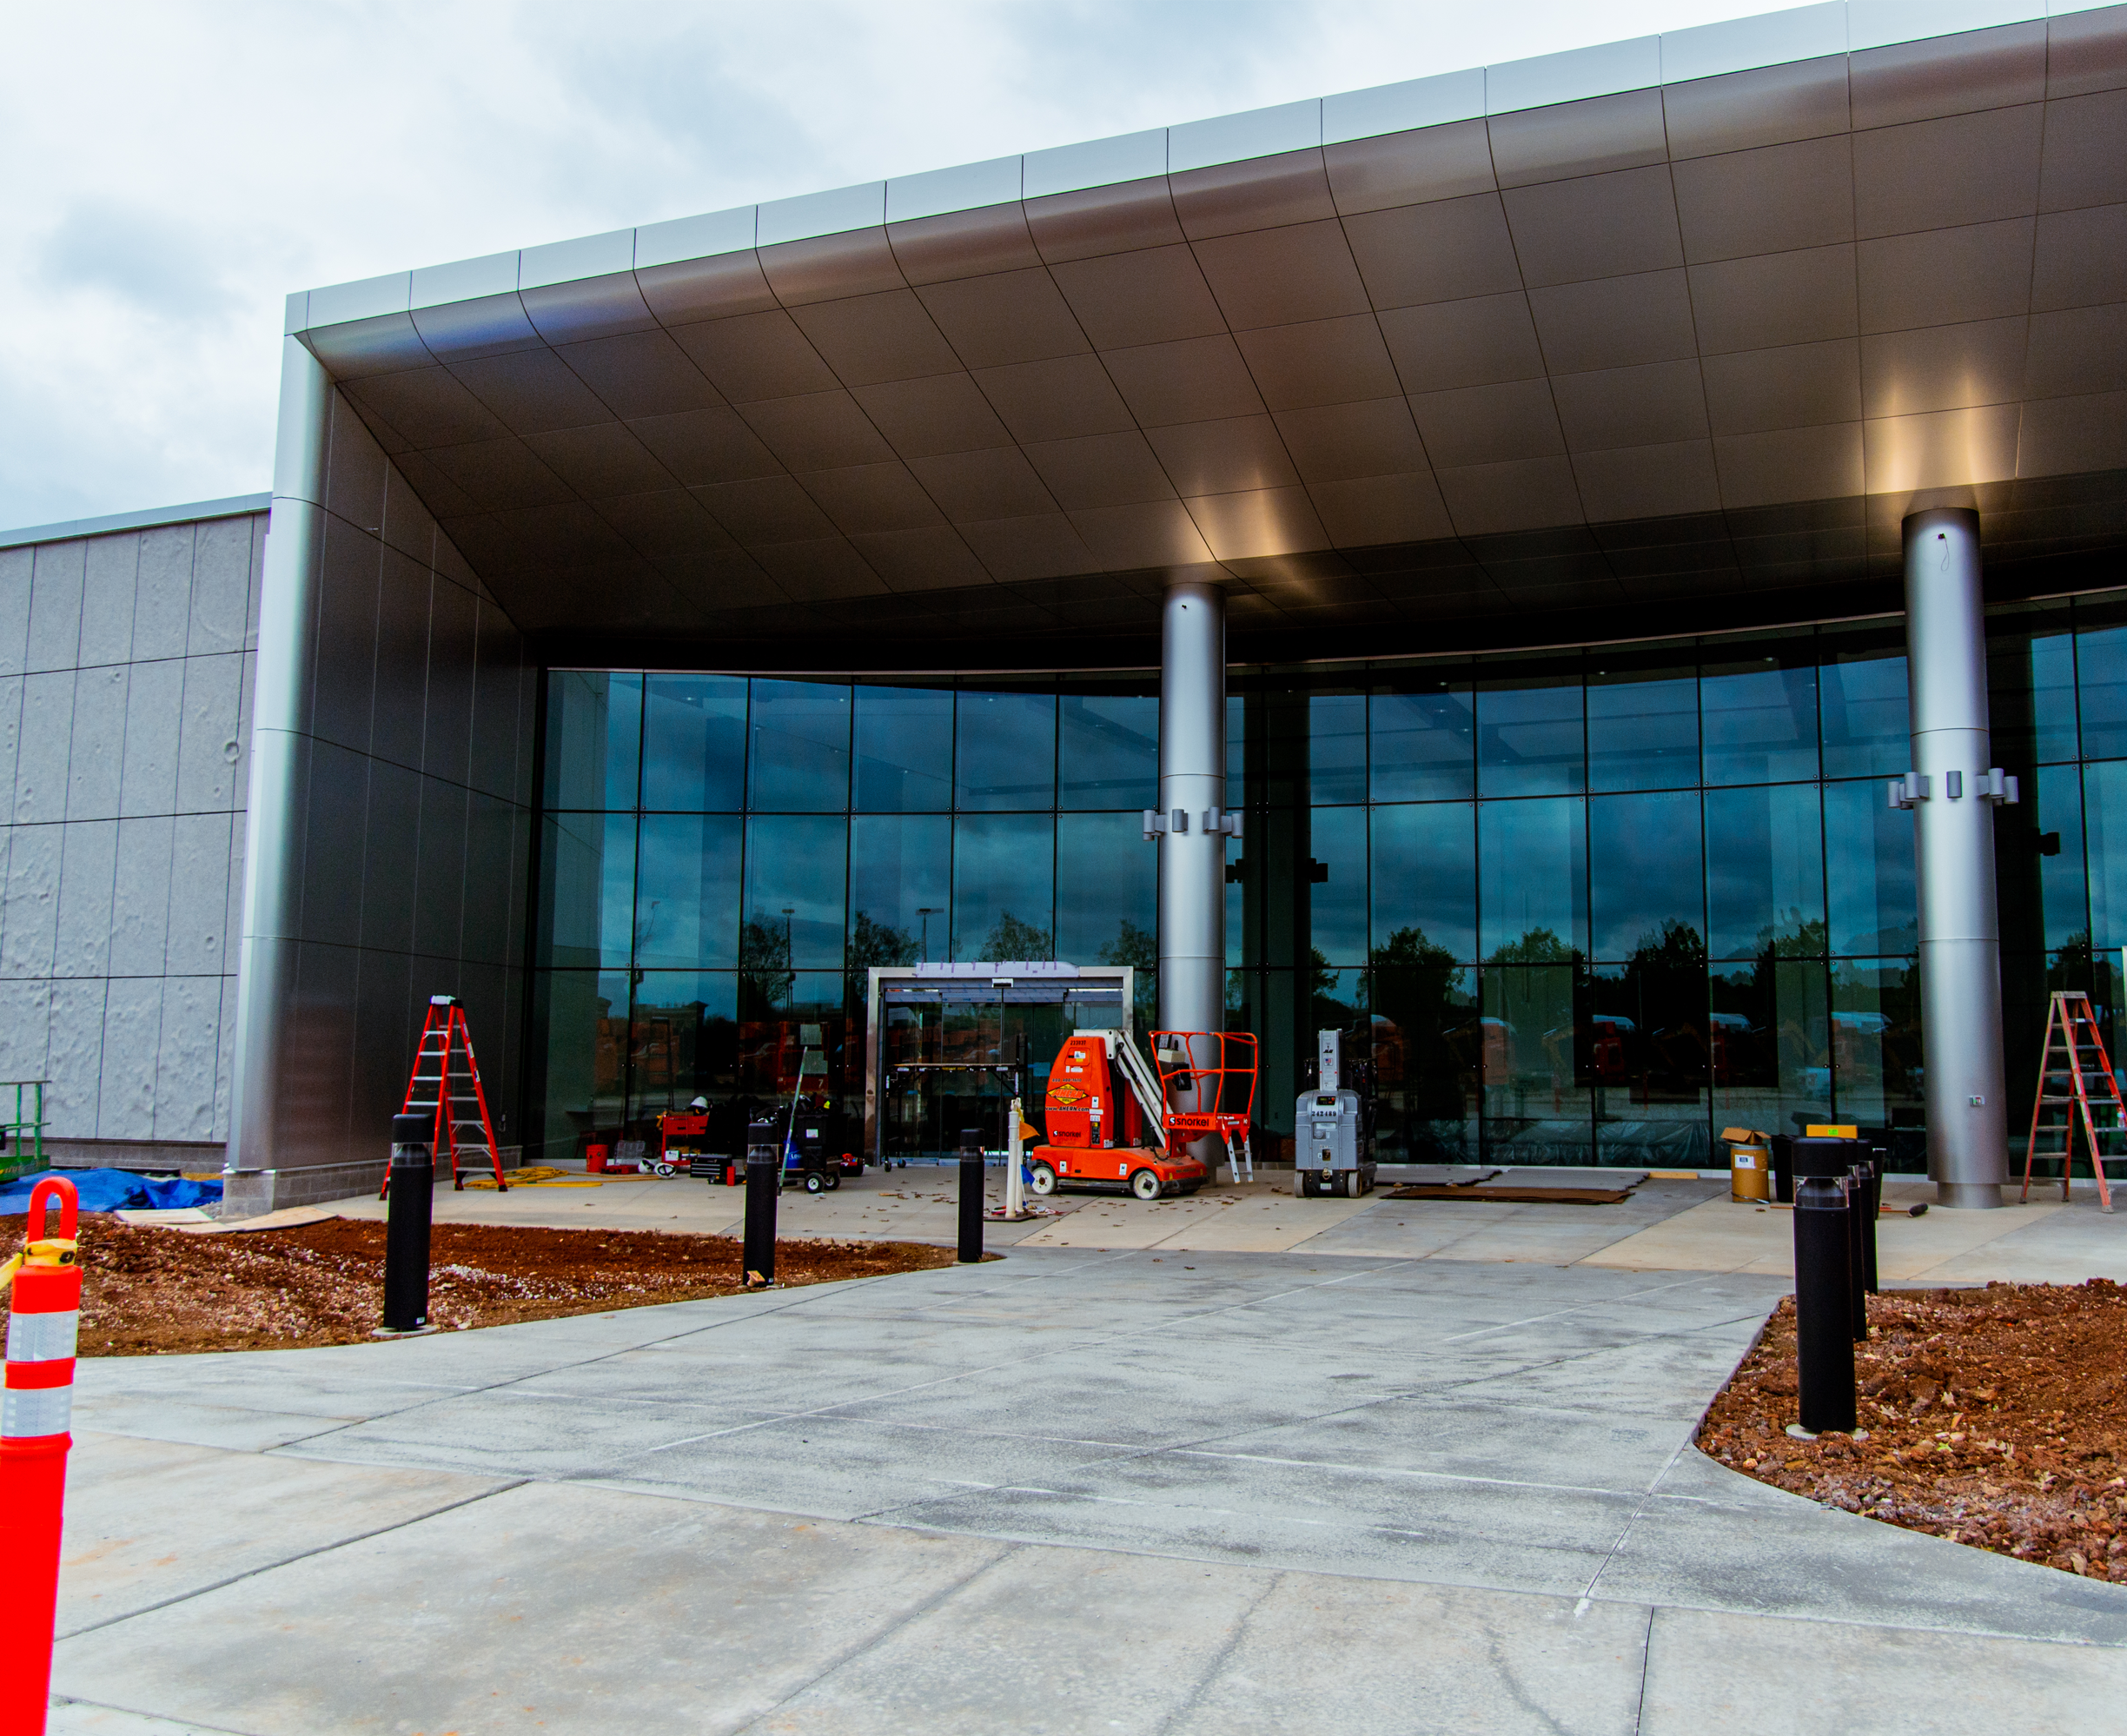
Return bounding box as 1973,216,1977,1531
1157,580,1228,1050
287,3,2065,329
1903,506,2009,1209
228,336,337,1172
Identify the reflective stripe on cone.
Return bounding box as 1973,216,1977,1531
4,1264,81,1443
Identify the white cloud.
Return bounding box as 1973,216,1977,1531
0,0,1783,528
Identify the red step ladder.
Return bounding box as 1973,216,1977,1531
390,995,507,1195
2022,990,2116,1213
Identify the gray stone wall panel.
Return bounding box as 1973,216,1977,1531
132,527,195,662
96,975,164,1138
26,541,84,674
212,963,236,1138
0,676,23,820
79,534,139,667
176,652,245,812
54,819,119,977
0,978,51,1086
154,974,222,1142
108,815,176,977
0,547,32,678
43,977,107,1135
65,664,128,821
0,510,264,1147
189,516,253,658
222,810,247,976
14,672,75,824
118,656,183,817
246,516,266,652
2,825,61,979
234,649,255,811
167,812,233,977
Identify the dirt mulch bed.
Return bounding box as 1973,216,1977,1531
6,1215,961,1356
1698,1280,2127,1583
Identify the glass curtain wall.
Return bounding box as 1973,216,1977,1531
529,592,2127,1171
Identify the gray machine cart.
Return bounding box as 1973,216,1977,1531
1295,1030,1376,1198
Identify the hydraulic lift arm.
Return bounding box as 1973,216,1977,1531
1107,1032,1168,1145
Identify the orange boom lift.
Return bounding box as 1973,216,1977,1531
1028,1027,1256,1200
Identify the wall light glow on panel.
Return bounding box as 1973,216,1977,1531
409,252,520,310
887,156,1024,224
1660,3,1850,83
1865,404,2022,492
1485,36,1663,113
303,273,411,328
635,207,757,270
1324,69,1487,144
1022,129,1169,200
757,182,888,248
520,230,636,290
1168,99,1323,173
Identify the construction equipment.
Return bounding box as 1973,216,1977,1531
0,1082,48,1183
1028,1030,1208,1199
1722,1126,1772,1203
1154,1028,1258,1185
1295,1030,1375,1198
653,1101,713,1177
390,996,507,1194
2022,991,2117,1212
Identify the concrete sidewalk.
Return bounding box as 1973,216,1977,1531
319,1165,2127,1285
52,1249,2127,1733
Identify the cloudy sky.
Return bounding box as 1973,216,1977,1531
3,0,1786,530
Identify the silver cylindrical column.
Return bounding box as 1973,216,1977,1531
1904,507,2008,1209
1157,580,1227,1045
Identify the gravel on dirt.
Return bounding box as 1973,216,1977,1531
7,1216,962,1356
1699,1279,2127,1583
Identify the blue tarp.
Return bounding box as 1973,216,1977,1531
0,1169,223,1215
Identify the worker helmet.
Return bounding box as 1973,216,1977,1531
689,1095,708,1110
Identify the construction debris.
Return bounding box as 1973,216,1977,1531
1700,1281,2127,1581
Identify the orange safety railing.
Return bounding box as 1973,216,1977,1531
1151,1030,1258,1179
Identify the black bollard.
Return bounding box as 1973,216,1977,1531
381,1112,434,1334
744,1117,779,1286
957,1126,984,1264
1861,1148,1884,1295
1793,1173,1858,1434
1845,1162,1871,1340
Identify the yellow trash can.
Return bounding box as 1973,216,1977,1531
1721,1125,1772,1203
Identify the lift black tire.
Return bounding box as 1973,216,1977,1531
804,1171,826,1194
824,1169,840,1190
1130,1169,1162,1201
